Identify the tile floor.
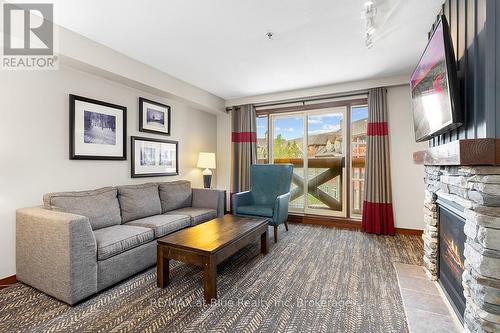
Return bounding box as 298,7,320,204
394,262,463,333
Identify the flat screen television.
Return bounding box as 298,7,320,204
410,15,462,142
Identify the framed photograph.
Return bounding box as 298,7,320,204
131,136,178,178
69,94,127,160
139,97,171,135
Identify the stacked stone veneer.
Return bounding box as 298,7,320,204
423,165,500,333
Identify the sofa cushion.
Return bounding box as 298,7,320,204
125,214,190,238
93,225,154,261
158,180,192,213
43,187,121,230
164,207,217,226
117,183,161,223
236,205,274,218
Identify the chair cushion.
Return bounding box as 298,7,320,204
117,183,162,223
43,187,121,230
94,225,154,261
164,207,217,226
158,180,192,213
236,205,274,218
125,214,190,238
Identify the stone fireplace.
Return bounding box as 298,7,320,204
423,165,500,333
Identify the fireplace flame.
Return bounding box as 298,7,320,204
446,238,464,270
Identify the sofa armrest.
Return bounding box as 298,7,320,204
16,206,97,305
232,191,253,215
192,188,225,217
272,192,291,225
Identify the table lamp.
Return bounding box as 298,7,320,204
197,152,216,188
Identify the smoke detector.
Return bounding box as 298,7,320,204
266,32,275,40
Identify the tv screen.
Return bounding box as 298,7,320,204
410,15,461,142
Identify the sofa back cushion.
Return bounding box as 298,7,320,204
158,180,192,213
43,187,121,230
117,183,161,223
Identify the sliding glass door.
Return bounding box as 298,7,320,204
269,107,347,217
350,105,368,217
271,114,305,212
305,108,346,216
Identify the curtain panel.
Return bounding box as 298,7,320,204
230,105,257,199
362,88,395,235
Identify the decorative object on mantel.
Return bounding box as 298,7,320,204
69,94,127,160
139,97,171,136
197,152,216,188
131,136,178,178
362,87,395,235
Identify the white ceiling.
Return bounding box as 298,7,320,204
42,0,443,99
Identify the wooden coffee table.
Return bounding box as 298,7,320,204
156,214,269,302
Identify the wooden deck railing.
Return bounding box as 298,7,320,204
269,157,365,210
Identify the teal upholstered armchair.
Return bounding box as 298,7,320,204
232,164,293,242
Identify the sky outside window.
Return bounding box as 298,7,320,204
256,117,268,138
352,106,368,121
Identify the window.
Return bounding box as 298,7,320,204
272,115,305,210
256,100,367,219
256,115,268,164
350,106,368,217
305,109,345,214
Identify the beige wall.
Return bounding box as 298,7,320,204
217,113,232,207
387,85,428,230
218,83,427,230
225,75,408,107
0,66,217,279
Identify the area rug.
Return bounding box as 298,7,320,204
0,224,423,333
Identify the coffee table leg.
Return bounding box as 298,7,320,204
203,257,217,303
157,246,170,288
261,229,269,255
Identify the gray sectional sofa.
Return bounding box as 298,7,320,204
16,180,225,305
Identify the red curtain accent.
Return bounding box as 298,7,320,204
367,122,388,136
232,131,257,143
362,202,395,235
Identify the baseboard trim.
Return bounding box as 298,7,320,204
288,214,362,230
288,214,423,236
394,228,423,236
0,275,17,288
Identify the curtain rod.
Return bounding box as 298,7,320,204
226,89,369,111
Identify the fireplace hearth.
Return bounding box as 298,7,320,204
438,199,466,321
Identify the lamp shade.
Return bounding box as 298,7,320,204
197,152,216,169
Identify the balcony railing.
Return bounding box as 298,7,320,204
271,157,365,211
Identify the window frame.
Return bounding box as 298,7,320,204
256,97,368,219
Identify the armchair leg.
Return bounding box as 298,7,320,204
284,220,289,231
273,225,278,243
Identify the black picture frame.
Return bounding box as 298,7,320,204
131,136,179,178
69,94,127,160
139,97,171,136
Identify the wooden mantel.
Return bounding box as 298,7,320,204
413,139,500,166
